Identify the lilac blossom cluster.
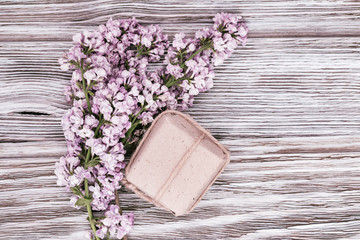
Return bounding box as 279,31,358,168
56,13,247,240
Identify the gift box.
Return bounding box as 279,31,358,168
123,110,230,216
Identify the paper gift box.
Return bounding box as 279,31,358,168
123,110,230,216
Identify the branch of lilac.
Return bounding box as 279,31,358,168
55,13,247,240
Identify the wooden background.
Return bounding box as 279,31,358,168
1,1,360,239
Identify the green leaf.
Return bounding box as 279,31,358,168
81,44,94,56
75,198,92,207
87,80,97,89
86,158,101,168
70,186,83,196
69,60,80,68
76,81,83,89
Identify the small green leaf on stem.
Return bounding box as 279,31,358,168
87,80,97,89
75,198,92,207
70,186,84,197
86,157,101,168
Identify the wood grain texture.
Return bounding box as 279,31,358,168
1,0,360,239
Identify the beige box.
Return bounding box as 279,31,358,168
123,110,230,216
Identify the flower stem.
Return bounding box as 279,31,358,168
121,107,145,145
80,60,93,115
86,203,99,240
115,190,122,214
185,45,206,63
94,119,105,137
84,179,100,240
83,147,100,240
121,120,141,145
79,60,101,239
182,42,212,67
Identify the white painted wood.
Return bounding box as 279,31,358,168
1,0,360,41
1,1,360,239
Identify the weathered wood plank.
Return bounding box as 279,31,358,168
1,37,359,142
1,0,360,41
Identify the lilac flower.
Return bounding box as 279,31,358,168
56,14,247,240
86,138,106,156
166,63,183,79
98,205,134,239
172,32,187,50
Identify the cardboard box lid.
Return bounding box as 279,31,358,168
123,110,230,216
